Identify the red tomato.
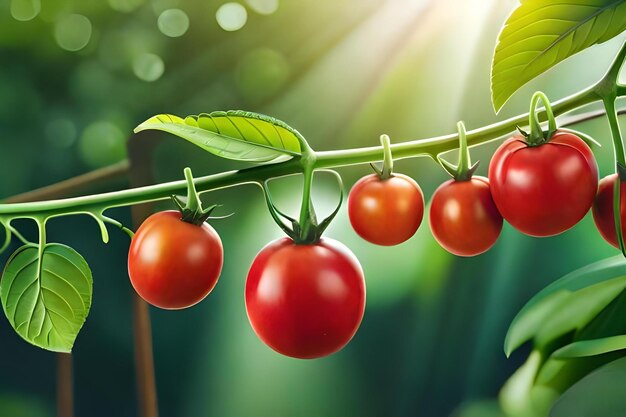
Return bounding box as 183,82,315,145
128,210,223,310
245,237,365,359
488,130,598,237
348,173,424,246
429,176,502,256
592,174,626,248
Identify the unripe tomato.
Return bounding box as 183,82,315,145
348,173,424,246
592,174,626,248
429,177,502,256
245,237,365,359
128,210,223,310
488,130,598,237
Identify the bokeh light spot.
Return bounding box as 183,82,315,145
108,0,144,13
132,53,165,82
79,121,127,168
54,14,92,52
10,0,41,21
245,0,278,15
46,119,77,148
158,9,190,37
216,2,247,32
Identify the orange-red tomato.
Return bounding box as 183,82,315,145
347,173,424,246
429,177,502,256
128,210,223,310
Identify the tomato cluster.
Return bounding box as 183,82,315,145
125,105,624,361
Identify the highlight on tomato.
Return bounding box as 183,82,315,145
127,168,226,310
429,122,502,256
488,92,598,237
348,134,424,246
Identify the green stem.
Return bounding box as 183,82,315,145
0,84,608,221
379,134,393,179
604,98,626,255
527,91,557,145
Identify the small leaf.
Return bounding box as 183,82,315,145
505,256,626,356
491,0,626,112
0,244,92,352
134,111,304,162
553,335,626,358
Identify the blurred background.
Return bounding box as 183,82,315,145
1,0,626,416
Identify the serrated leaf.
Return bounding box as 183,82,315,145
134,111,303,162
491,0,626,112
553,335,626,358
0,244,92,352
505,256,626,356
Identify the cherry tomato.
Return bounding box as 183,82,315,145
488,130,598,237
429,176,502,256
245,237,365,359
592,174,626,248
128,210,223,310
348,173,424,246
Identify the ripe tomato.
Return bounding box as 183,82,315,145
245,237,365,359
592,174,626,248
348,173,424,246
128,210,223,310
429,177,502,256
488,130,598,237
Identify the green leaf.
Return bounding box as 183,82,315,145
553,335,626,358
550,356,626,417
491,0,626,112
505,256,626,357
134,111,304,162
0,244,92,352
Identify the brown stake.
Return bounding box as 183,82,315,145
127,131,161,417
56,353,73,417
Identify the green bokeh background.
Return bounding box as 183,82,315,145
1,0,626,416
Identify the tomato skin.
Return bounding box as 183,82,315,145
348,173,424,246
245,237,365,359
488,131,598,237
128,210,223,310
592,174,626,248
429,176,502,256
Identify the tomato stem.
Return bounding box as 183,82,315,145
437,121,478,181
526,91,557,146
375,134,394,179
172,167,220,226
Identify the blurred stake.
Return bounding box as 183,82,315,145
3,160,129,203
57,353,73,417
127,131,161,417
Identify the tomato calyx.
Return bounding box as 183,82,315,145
171,167,231,226
438,121,479,181
370,134,394,180
260,169,344,245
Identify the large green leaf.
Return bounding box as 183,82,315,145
0,244,92,352
505,256,626,356
134,110,304,162
491,0,626,112
550,356,626,417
